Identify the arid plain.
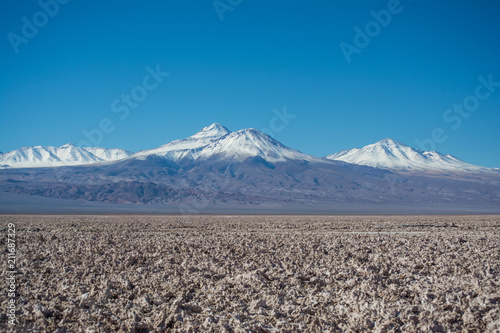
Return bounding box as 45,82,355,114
1,215,499,332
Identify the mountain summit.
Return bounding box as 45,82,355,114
0,144,132,168
194,128,314,162
190,123,230,140
326,138,491,173
133,124,313,163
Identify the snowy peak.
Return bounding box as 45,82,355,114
376,138,405,148
198,128,313,162
326,138,493,173
84,147,134,161
132,123,232,160
190,123,230,140
0,145,133,169
133,125,314,163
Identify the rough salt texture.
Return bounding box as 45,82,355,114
0,215,499,332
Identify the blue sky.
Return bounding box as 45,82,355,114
1,0,499,167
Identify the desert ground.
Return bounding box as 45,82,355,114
0,215,499,332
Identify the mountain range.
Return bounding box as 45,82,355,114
326,138,494,173
1,123,499,213
0,143,132,168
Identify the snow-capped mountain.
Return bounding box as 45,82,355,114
132,123,230,161
195,128,315,162
133,123,316,163
189,122,231,141
326,138,493,173
0,143,133,168
1,126,500,212
0,126,496,173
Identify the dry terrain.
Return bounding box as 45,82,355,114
1,215,499,332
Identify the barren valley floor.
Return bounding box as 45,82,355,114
1,215,499,332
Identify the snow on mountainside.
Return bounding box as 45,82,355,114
196,128,315,162
326,138,494,173
133,123,316,163
132,123,231,161
0,144,133,168
1,126,495,173
189,122,231,141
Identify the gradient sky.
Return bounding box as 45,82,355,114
1,0,499,167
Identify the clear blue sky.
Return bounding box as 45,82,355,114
1,0,499,167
